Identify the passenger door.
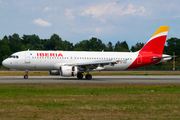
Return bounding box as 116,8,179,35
25,52,31,63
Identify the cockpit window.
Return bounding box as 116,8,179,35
9,55,19,59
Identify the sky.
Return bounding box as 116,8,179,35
1,0,180,48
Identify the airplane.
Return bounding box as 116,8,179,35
2,26,172,80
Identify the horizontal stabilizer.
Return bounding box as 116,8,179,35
151,55,173,60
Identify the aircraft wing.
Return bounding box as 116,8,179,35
77,60,118,66
65,60,119,71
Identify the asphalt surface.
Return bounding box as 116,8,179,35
0,76,180,84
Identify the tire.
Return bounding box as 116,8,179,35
77,73,83,79
24,75,28,79
85,74,92,80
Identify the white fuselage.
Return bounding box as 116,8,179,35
3,51,138,71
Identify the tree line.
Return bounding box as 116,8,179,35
0,33,179,66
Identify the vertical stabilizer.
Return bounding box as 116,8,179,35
140,26,169,54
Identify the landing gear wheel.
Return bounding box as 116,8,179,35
24,70,29,79
24,75,28,79
85,74,92,80
77,73,83,79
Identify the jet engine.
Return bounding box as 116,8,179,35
59,66,78,77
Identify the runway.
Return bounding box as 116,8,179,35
0,76,180,84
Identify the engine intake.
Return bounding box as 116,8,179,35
60,66,78,77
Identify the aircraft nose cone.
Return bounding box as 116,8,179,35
2,59,8,67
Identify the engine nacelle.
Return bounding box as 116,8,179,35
49,70,60,75
60,66,78,77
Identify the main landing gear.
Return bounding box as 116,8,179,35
24,70,28,79
77,73,92,80
85,74,92,80
77,73,83,79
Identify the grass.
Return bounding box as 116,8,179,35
1,71,180,76
0,84,180,119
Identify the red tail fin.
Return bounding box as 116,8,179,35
140,26,169,54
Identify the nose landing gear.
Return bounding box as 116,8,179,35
24,70,28,79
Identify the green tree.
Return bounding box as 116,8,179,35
0,39,11,66
3,35,8,42
22,34,42,50
74,37,107,51
107,41,113,51
63,40,74,51
46,34,65,50
8,33,23,52
89,37,106,51
130,42,144,52
74,40,89,51
164,38,180,55
114,41,129,52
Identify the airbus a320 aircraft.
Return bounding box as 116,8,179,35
2,26,172,80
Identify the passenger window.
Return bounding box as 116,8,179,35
16,56,19,58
